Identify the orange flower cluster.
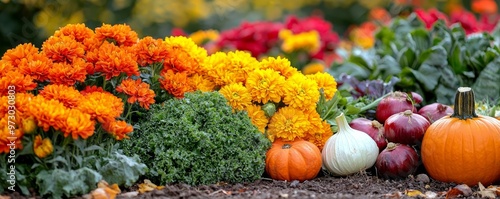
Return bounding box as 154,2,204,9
117,78,156,109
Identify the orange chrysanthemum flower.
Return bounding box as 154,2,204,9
116,78,156,109
282,74,320,112
0,70,37,95
163,36,207,75
306,72,337,100
303,121,333,151
61,108,95,140
42,35,86,63
47,58,88,86
159,70,193,98
259,56,298,79
302,62,326,75
53,23,95,44
86,41,139,79
245,69,286,104
95,24,138,47
39,84,84,108
77,91,124,124
17,53,52,82
1,43,39,67
0,60,14,75
102,120,133,140
33,135,53,158
267,106,311,142
203,51,260,86
135,36,169,66
27,95,69,132
0,118,24,154
80,85,105,95
188,29,219,46
219,83,252,111
245,104,269,134
188,73,216,92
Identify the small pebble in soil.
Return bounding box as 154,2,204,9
416,174,430,184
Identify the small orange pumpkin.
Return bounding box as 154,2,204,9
265,138,322,181
421,87,500,186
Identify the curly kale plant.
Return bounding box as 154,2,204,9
122,91,271,185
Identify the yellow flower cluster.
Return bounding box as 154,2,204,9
279,29,321,54
204,53,338,149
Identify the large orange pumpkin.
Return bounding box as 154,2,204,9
421,87,500,186
265,139,322,181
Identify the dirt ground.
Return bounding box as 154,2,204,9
3,167,491,199
116,168,487,199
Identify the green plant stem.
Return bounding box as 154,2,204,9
359,92,392,113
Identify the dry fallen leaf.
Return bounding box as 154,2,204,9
84,180,121,199
405,189,424,197
478,182,497,199
138,179,165,194
446,184,472,199
486,185,500,196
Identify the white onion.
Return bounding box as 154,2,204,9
322,113,379,176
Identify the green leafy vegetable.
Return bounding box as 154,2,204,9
121,91,270,185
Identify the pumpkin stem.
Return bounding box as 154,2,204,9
282,144,292,149
451,87,478,120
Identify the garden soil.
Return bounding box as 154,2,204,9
120,171,483,199
4,168,491,198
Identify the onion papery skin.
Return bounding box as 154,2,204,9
417,103,453,123
375,142,419,179
376,92,416,124
349,118,388,152
384,110,430,146
322,113,379,176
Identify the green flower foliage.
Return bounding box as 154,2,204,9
122,91,271,185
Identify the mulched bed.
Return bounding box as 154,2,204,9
119,170,483,199
3,168,488,198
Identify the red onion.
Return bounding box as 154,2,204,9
349,118,387,152
409,92,423,104
375,142,419,179
384,110,430,145
418,103,453,123
375,92,416,123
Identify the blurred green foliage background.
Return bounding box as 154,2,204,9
0,0,490,54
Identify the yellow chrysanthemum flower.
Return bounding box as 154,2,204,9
302,62,326,75
189,29,219,46
279,29,321,54
245,104,269,134
259,56,298,79
246,69,286,104
282,74,320,112
203,51,260,86
219,83,252,111
306,72,337,100
33,135,53,158
303,121,333,151
267,106,311,141
163,36,208,75
21,116,37,134
188,73,216,92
